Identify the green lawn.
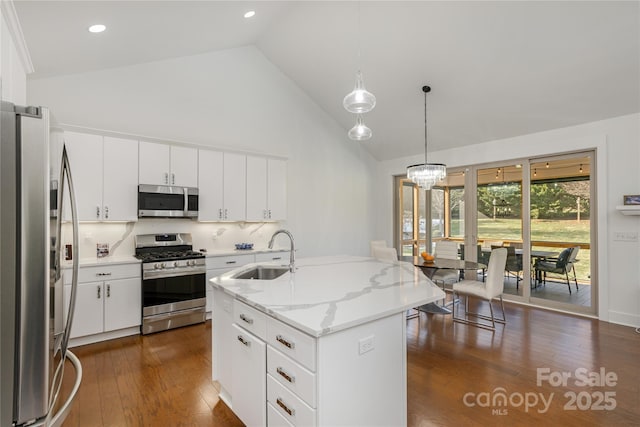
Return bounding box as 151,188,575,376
451,218,591,281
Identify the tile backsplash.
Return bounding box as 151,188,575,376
61,219,284,260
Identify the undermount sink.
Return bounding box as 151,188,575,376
231,265,289,280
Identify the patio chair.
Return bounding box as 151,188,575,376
534,246,580,294
431,240,460,289
452,247,508,330
504,246,523,290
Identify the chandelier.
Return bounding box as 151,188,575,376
407,85,446,190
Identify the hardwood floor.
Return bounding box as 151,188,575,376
59,305,639,426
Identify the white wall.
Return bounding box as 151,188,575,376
27,46,378,259
0,4,27,104
376,113,640,327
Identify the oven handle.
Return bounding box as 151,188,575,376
143,269,206,280
144,306,204,322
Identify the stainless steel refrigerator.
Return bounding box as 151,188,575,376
1,102,81,427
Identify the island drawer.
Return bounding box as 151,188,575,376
267,318,317,372
267,374,316,427
234,300,267,340
267,346,317,408
267,402,294,427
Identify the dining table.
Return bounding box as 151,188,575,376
403,256,487,314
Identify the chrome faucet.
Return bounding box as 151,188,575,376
268,229,295,272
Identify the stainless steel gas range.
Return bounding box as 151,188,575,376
134,233,206,334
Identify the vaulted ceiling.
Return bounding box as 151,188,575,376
14,1,640,160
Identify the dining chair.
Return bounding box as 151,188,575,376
372,246,398,262
452,247,508,330
370,240,388,257
534,246,580,294
431,240,460,288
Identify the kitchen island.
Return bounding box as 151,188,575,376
210,255,444,427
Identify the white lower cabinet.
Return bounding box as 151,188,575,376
213,300,407,426
231,324,267,427
63,263,141,340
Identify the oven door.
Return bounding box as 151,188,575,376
138,184,198,218
142,271,206,317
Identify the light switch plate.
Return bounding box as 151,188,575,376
359,335,375,355
613,231,639,242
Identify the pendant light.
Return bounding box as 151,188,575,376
348,114,372,141
343,70,376,114
344,1,376,141
406,85,446,190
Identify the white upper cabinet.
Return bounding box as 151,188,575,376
246,156,287,221
198,150,246,221
63,132,103,221
139,141,198,187
63,132,138,221
170,145,199,187
103,137,138,221
268,158,287,221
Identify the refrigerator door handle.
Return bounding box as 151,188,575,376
56,145,80,357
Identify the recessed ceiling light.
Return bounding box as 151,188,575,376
88,24,106,33
244,10,255,18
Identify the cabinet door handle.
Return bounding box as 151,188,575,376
276,334,295,349
268,209,272,219
272,257,282,261
276,397,295,416
239,314,253,325
96,205,100,218
276,367,295,384
218,208,223,219
104,206,109,219
237,335,250,347
224,209,228,219
97,285,101,299
106,284,111,298
263,209,267,219
164,172,169,184
171,173,175,185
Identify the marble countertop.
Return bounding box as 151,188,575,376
62,255,141,268
211,255,445,337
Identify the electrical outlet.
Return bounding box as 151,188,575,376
223,300,232,313
359,335,375,355
613,231,639,242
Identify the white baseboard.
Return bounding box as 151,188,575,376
67,326,140,348
608,310,640,328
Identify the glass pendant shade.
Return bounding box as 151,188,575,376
348,115,372,141
343,71,376,114
407,163,447,190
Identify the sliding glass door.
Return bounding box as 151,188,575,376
396,151,597,316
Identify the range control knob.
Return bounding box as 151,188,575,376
174,261,179,267
160,262,166,269
154,263,160,269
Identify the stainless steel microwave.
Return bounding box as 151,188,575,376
138,185,198,218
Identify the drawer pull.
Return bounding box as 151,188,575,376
276,397,295,416
96,272,112,276
237,335,250,347
239,314,254,325
276,367,295,384
226,261,237,265
276,335,295,349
